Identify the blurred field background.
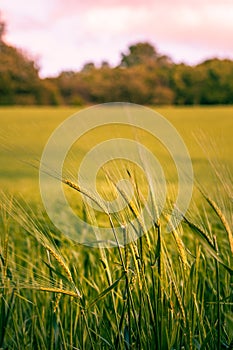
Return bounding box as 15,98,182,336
1,105,232,196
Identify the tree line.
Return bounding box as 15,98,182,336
1,20,233,106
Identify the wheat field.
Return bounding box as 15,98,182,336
0,106,233,349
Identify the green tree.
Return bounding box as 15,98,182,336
197,59,233,104
120,42,159,67
0,43,40,104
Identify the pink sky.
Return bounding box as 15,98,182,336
1,0,233,77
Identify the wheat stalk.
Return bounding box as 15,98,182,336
63,179,108,214
39,287,80,298
44,244,81,297
203,193,233,255
164,214,188,270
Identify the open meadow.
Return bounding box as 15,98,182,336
0,106,233,349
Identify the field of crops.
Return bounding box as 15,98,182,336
0,106,233,349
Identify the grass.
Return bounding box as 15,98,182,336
0,106,233,349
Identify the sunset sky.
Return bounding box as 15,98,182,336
1,0,233,77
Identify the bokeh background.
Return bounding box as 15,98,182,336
1,0,233,105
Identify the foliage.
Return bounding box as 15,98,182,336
171,60,233,105
1,14,233,106
0,41,62,106
120,42,159,67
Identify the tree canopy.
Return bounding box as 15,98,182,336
120,42,159,67
0,23,233,106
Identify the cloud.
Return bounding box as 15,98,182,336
85,2,233,59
